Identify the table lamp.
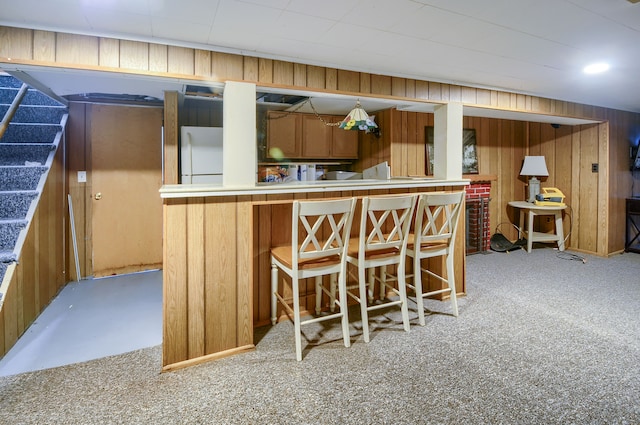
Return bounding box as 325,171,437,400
520,156,548,202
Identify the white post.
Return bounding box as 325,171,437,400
223,81,256,187
433,102,463,180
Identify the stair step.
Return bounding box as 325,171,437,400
0,123,61,144
0,75,23,89
0,104,67,124
0,144,54,166
0,165,48,191
0,87,64,106
0,220,27,251
0,191,38,220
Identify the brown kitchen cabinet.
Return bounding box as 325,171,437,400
267,111,358,159
332,125,359,158
301,114,332,157
266,111,301,158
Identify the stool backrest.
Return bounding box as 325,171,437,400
414,191,464,247
293,198,357,265
358,194,417,256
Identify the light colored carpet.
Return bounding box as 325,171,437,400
0,249,638,424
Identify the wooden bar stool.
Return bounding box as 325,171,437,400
344,194,416,343
270,197,357,361
406,191,464,326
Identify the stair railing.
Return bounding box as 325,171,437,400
0,83,29,139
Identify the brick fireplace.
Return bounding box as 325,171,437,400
465,180,492,254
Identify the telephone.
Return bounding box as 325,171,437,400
535,187,566,207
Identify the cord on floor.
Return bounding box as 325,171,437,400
556,251,586,263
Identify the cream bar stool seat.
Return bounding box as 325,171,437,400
344,194,416,343
270,197,356,361
406,191,464,326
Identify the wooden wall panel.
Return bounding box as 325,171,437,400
235,196,254,347
338,70,360,92
187,198,206,358
204,197,238,353
149,43,168,72
0,26,32,58
243,56,259,82
306,65,325,89
33,30,56,62
99,38,120,68
67,102,88,279
163,91,180,185
273,60,294,86
163,199,188,366
167,46,194,75
258,58,273,83
119,40,149,70
211,52,244,81
325,68,338,90
56,33,99,65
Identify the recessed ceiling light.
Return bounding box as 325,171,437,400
583,62,610,74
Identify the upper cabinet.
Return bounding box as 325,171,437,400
266,111,301,158
267,111,358,159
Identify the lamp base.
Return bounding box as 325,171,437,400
528,177,540,202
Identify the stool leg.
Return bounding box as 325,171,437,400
271,262,278,325
329,273,337,312
315,276,322,315
446,251,459,317
414,255,426,326
367,267,375,303
337,269,351,348
292,277,303,361
397,258,410,333
380,265,387,300
359,264,371,343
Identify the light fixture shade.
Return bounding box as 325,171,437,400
520,156,549,177
339,100,378,131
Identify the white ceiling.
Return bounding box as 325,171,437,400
1,0,639,117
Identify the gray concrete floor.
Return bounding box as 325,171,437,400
0,270,162,377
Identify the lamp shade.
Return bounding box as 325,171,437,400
520,156,549,177
339,100,378,132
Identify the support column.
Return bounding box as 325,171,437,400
223,81,256,187
433,102,463,180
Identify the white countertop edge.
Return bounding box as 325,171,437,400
160,178,471,198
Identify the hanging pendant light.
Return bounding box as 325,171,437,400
339,100,378,132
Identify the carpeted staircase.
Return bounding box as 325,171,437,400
0,74,68,295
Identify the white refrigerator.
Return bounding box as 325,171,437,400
180,126,223,184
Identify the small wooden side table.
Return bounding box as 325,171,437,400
508,201,567,253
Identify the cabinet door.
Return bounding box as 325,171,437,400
301,114,331,158
267,111,300,158
332,126,359,158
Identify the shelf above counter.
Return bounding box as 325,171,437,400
159,177,471,199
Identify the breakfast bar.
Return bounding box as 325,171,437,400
159,177,468,371
159,81,470,371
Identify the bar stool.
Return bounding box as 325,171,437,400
344,194,416,343
406,191,464,326
270,197,356,361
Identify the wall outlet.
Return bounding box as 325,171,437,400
592,163,599,173
78,171,87,183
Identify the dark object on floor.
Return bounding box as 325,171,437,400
490,232,527,252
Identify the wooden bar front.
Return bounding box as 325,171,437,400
162,184,466,371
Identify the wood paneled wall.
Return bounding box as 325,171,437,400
3,24,640,253
0,136,66,357
0,25,619,120
364,108,618,254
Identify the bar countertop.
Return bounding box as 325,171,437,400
159,177,471,198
